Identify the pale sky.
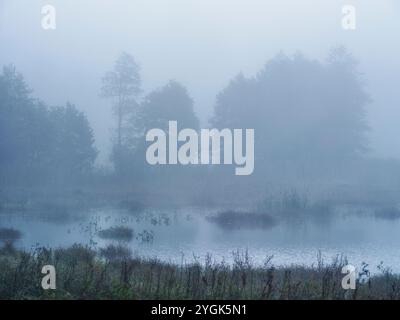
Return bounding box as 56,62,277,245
0,0,399,165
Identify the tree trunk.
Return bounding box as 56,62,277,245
117,99,122,147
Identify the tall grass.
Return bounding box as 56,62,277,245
0,244,400,300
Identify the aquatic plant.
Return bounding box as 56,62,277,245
206,211,276,230
374,207,400,220
97,226,134,241
0,228,22,242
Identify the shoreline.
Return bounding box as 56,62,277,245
0,243,398,300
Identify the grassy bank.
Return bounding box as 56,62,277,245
0,244,399,300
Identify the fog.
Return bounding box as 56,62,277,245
1,1,400,300
1,0,399,164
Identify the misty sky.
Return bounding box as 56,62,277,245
0,0,399,165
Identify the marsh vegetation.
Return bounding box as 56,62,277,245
1,243,400,300
97,226,134,241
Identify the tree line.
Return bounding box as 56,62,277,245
0,65,97,186
0,47,370,187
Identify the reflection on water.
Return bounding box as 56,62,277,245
1,206,400,274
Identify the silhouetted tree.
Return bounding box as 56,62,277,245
0,65,50,183
0,65,97,185
100,52,141,173
48,103,98,182
126,80,200,177
211,48,370,179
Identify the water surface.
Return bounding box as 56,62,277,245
1,206,399,274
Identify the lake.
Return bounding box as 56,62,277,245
1,206,400,274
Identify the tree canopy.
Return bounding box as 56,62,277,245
211,47,370,178
0,65,97,185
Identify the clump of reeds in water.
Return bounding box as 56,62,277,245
206,211,276,229
0,228,22,242
97,226,133,241
375,206,400,220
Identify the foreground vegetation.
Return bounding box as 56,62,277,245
0,244,399,300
